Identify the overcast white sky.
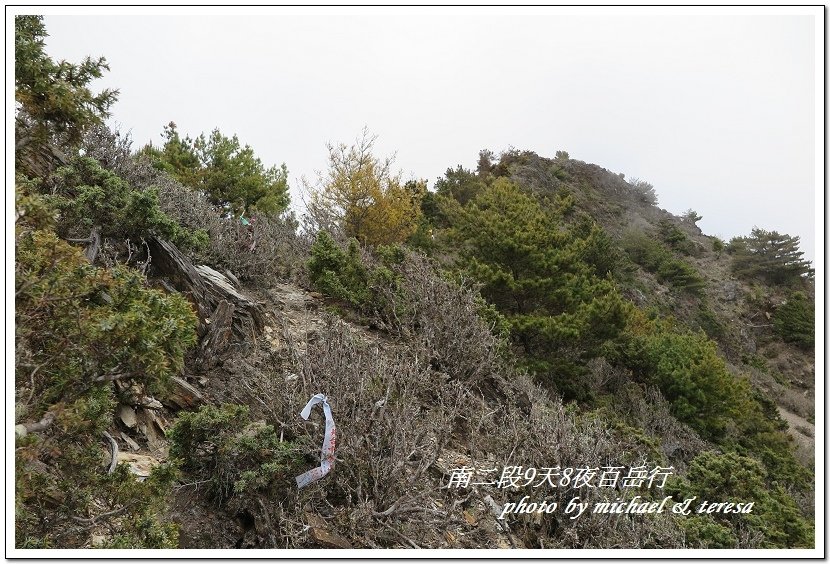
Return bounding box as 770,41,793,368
36,7,820,262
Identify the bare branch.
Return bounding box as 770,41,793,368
102,431,118,474
16,410,56,436
71,506,128,527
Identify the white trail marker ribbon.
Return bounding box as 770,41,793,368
295,393,336,489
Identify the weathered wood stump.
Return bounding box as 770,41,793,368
147,237,264,368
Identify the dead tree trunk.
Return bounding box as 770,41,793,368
147,237,264,367
197,299,236,370
84,226,102,264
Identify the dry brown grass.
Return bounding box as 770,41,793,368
221,253,693,549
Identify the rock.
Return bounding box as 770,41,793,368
302,510,352,548
194,265,245,300
721,281,739,302
197,300,236,370
304,512,327,529
163,376,206,410
483,495,503,520
462,510,477,525
139,396,163,410
120,432,141,452
15,402,28,423
136,408,168,456
309,527,353,549
121,384,164,410
147,237,264,346
223,269,241,289
91,534,106,546
116,452,161,479
117,404,137,428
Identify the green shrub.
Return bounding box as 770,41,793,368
682,516,737,548
168,404,302,506
681,451,812,548
773,292,814,349
658,219,697,256
50,156,206,250
434,164,488,206
15,203,197,547
308,231,371,308
16,227,197,411
728,228,813,286
632,328,742,442
141,123,291,218
655,257,705,296
571,214,629,278
624,318,806,491
16,177,57,228
622,229,705,295
695,306,725,340
625,319,807,488
406,217,438,254
622,229,667,271
628,178,658,205
15,16,117,177
447,179,634,401
307,231,409,326
682,209,703,224
741,354,768,373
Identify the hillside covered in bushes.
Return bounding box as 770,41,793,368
14,16,816,551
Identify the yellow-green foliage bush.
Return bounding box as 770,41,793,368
15,194,197,547
16,227,197,407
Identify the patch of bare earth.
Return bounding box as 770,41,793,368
777,406,815,468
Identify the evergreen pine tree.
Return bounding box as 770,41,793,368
729,228,813,286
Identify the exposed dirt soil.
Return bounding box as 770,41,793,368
777,406,816,468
